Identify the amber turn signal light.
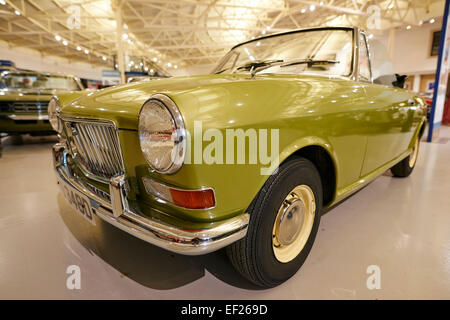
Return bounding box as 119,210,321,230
142,177,215,210
169,188,215,209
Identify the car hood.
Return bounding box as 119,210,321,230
59,73,352,130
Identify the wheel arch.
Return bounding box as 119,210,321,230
289,145,337,206
418,119,426,139
244,137,339,216
407,118,426,149
277,138,338,207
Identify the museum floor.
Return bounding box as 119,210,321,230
0,127,449,299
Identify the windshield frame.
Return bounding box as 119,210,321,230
212,26,359,80
0,71,84,91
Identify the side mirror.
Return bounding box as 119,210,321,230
393,74,408,88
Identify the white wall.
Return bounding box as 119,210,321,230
0,40,107,80
377,18,442,75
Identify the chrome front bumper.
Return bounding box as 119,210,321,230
8,114,49,120
52,143,249,255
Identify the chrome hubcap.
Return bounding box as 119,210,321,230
409,138,419,168
276,198,304,246
272,185,316,263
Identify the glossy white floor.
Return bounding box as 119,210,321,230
0,127,449,300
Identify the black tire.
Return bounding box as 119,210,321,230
391,137,419,178
226,156,323,288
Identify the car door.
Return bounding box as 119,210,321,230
357,32,416,177
360,85,416,176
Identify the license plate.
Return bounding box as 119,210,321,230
57,176,96,225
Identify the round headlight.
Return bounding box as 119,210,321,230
138,94,186,174
48,97,61,133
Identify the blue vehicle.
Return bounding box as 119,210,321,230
0,60,16,73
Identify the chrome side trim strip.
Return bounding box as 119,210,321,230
53,143,249,255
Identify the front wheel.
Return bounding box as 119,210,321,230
226,157,322,288
391,136,419,178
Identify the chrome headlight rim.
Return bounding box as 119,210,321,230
48,96,62,133
138,93,186,175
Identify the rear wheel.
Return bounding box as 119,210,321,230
391,136,419,178
226,157,322,288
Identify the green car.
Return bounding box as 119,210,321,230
52,27,426,288
0,70,84,136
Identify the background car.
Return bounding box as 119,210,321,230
0,60,17,73
127,75,170,83
0,71,84,137
418,91,433,120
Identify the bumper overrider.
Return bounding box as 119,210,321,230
52,143,249,255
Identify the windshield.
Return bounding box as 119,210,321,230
212,29,354,77
1,73,81,91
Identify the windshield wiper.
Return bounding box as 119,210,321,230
236,59,284,71
234,58,339,77
235,59,284,77
214,68,231,74
281,59,340,68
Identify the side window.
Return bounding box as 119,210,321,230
369,39,396,87
359,34,371,82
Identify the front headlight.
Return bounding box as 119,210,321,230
138,94,186,174
48,97,62,133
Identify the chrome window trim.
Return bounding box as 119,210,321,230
350,27,359,82
74,77,84,90
357,30,374,84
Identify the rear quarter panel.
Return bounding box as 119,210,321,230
359,83,425,176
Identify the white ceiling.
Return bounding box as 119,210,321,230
0,0,445,73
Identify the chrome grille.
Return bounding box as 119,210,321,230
65,119,125,182
13,101,48,112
